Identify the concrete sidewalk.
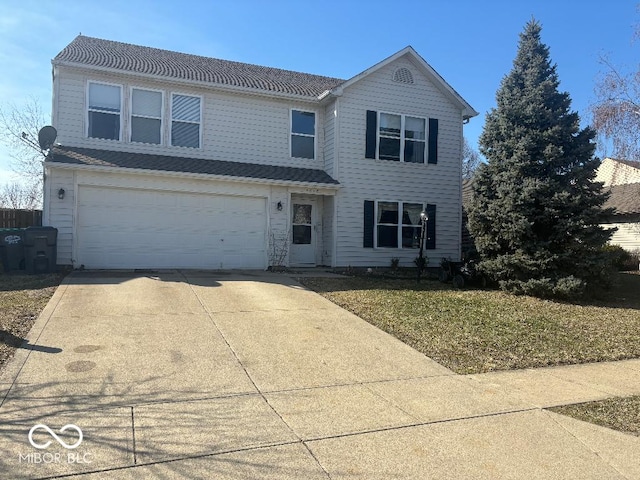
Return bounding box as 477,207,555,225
0,271,638,479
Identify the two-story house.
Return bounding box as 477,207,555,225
43,36,477,270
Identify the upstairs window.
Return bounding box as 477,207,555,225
171,94,201,148
291,110,315,159
88,82,121,140
366,110,437,164
378,113,425,163
131,88,162,144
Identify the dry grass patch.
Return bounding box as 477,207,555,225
551,396,640,436
0,273,65,369
300,273,640,375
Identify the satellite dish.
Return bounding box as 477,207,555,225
38,126,57,151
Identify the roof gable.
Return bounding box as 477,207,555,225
53,35,345,99
327,46,478,120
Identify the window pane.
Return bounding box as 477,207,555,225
404,140,425,163
88,111,120,140
292,135,314,159
293,225,312,244
133,89,162,117
172,121,200,148
380,113,401,137
377,202,398,224
292,110,315,135
379,137,400,161
402,203,423,226
293,204,312,224
377,226,398,248
172,95,200,122
405,116,425,140
131,117,161,144
402,226,421,248
89,83,120,112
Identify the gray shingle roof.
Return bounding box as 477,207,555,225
47,146,339,186
54,36,345,98
605,183,640,215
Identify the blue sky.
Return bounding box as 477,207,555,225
0,0,637,185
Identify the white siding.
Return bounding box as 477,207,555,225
45,168,75,265
323,100,336,176
54,66,324,169
334,57,464,267
268,187,290,267
322,195,335,266
608,222,640,252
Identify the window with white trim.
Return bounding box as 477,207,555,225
378,113,426,163
291,110,315,159
88,82,121,140
376,201,424,248
171,94,201,148
131,88,162,144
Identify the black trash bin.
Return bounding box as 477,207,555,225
23,227,58,274
0,229,25,272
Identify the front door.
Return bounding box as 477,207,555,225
290,199,317,266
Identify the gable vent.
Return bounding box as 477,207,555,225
393,67,414,84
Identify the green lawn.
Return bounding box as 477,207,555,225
300,273,640,375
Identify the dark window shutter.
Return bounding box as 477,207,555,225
365,110,377,159
363,200,374,248
428,118,438,164
425,204,436,249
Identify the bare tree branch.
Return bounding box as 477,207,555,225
591,51,640,161
0,96,48,206
462,137,481,180
0,182,40,210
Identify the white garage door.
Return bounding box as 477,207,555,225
76,186,267,269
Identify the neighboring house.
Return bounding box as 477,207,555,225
43,36,477,270
597,158,640,251
595,157,640,187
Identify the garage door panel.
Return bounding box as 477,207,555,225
77,186,267,269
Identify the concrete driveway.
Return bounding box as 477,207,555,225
0,271,638,479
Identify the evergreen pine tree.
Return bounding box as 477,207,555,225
468,20,614,298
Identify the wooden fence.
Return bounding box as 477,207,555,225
0,208,43,228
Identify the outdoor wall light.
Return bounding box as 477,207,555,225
58,188,65,200
277,201,283,211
